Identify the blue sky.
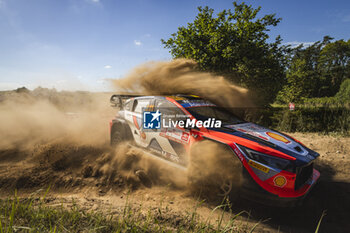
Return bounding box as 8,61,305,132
0,0,349,91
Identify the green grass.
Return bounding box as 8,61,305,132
0,189,328,233
0,190,254,233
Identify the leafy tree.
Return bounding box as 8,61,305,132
276,37,332,103
276,37,350,103
318,39,350,95
335,79,350,102
161,1,286,105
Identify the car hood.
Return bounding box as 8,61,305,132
211,122,319,165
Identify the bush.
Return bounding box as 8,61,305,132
335,79,350,102
242,106,349,135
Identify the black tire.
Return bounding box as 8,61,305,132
110,123,133,147
110,127,123,146
187,140,243,202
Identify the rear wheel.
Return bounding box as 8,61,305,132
110,123,133,147
111,128,123,146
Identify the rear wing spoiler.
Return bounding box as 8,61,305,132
110,94,141,108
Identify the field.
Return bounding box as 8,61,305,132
0,89,349,232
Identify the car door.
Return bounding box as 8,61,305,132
126,98,152,147
146,99,191,165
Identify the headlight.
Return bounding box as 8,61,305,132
238,145,295,172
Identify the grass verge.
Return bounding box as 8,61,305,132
0,190,254,233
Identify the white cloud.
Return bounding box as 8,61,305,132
284,41,314,48
134,40,142,46
104,65,112,69
91,0,100,3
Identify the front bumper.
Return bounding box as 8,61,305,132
240,168,320,207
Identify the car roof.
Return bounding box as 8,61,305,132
133,94,202,101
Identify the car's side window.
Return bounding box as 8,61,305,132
155,99,170,110
155,99,186,120
132,99,150,113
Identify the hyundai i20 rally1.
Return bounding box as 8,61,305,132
109,94,320,206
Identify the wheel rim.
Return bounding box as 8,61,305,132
218,179,233,197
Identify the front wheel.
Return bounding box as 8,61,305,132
187,140,243,202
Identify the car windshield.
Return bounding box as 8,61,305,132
185,106,245,125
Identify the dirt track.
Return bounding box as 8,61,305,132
0,90,349,232
0,134,349,233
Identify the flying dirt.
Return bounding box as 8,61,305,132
0,89,110,150
0,60,349,232
111,58,253,108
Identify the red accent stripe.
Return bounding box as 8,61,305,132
133,115,140,130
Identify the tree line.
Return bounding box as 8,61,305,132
161,2,350,106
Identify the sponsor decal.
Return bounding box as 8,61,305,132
181,131,189,141
167,96,186,101
266,132,290,144
140,131,146,139
160,128,190,144
143,110,161,129
237,129,269,140
273,175,287,187
180,100,216,108
145,104,155,111
232,144,244,162
226,123,269,141
161,150,179,162
248,160,269,173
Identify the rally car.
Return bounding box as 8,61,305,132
109,94,320,206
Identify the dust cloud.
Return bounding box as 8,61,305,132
89,142,188,189
92,140,242,199
0,59,249,199
188,140,243,200
0,90,112,150
112,59,252,108
108,59,249,198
